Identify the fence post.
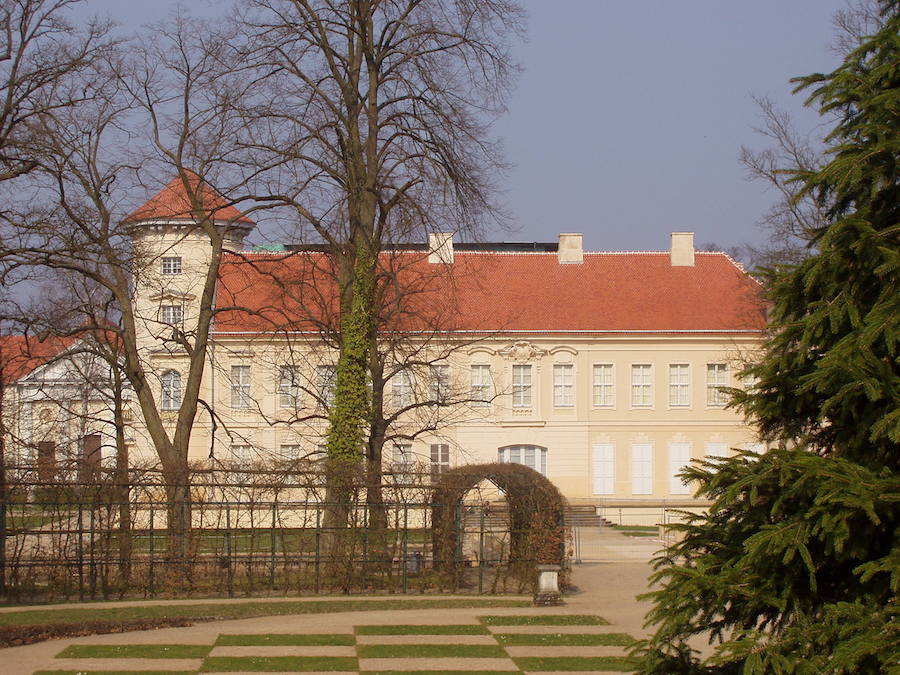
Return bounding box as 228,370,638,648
89,500,96,599
402,503,408,594
77,503,84,601
225,502,233,598
269,502,276,592
148,505,155,596
478,506,485,594
314,506,321,594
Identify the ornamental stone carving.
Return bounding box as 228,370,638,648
499,340,547,363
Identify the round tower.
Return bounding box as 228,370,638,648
125,172,255,352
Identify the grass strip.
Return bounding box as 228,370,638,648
362,671,520,675
357,643,506,658
496,631,635,646
356,624,488,635
215,632,355,646
36,672,197,675
513,656,636,671
480,614,608,626
56,643,211,659
201,655,357,671
0,597,529,628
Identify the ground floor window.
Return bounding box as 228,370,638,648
498,444,547,475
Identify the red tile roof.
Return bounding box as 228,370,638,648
214,251,766,335
125,172,254,225
0,335,76,382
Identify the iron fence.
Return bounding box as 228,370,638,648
0,464,562,603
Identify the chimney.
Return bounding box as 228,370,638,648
557,233,583,264
428,232,454,264
670,232,695,266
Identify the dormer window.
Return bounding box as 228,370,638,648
161,256,182,275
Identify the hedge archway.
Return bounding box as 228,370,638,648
431,462,567,575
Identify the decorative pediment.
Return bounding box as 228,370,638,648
149,290,195,302
499,341,547,363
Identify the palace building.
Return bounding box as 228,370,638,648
5,175,768,506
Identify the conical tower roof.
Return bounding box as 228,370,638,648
125,171,254,225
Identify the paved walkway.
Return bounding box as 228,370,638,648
4,532,661,674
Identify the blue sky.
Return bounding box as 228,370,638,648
76,0,848,253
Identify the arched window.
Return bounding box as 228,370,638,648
498,444,547,475
161,370,181,410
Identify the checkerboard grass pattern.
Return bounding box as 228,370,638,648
40,613,638,673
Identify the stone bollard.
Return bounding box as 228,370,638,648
533,564,564,606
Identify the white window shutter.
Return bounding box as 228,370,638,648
631,444,652,495
592,443,614,495
669,442,692,494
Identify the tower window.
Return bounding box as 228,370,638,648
161,256,182,275
160,304,182,325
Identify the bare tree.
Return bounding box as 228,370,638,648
235,0,523,527
0,13,265,556
0,0,113,182
738,1,889,272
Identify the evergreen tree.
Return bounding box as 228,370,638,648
634,4,900,673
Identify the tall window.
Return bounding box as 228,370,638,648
160,304,182,325
429,364,450,403
392,443,414,481
668,364,690,407
498,444,547,475
553,364,574,407
161,256,182,275
231,444,251,464
230,365,251,408
430,443,449,480
280,444,302,461
316,365,336,407
631,364,653,407
278,366,300,408
592,364,614,407
161,370,181,410
392,370,413,408
512,364,532,408
706,363,728,406
470,364,492,407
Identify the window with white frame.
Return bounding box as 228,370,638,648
160,370,181,410
280,444,302,461
631,364,653,407
553,364,574,407
278,366,300,408
706,363,728,406
392,443,414,480
230,365,251,408
668,442,692,494
498,444,547,475
316,365,336,407
470,364,492,407
512,364,532,408
231,444,252,464
161,256,182,275
668,364,690,407
160,304,182,325
592,364,614,407
429,364,450,404
392,369,413,408
430,443,449,480
631,443,653,494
